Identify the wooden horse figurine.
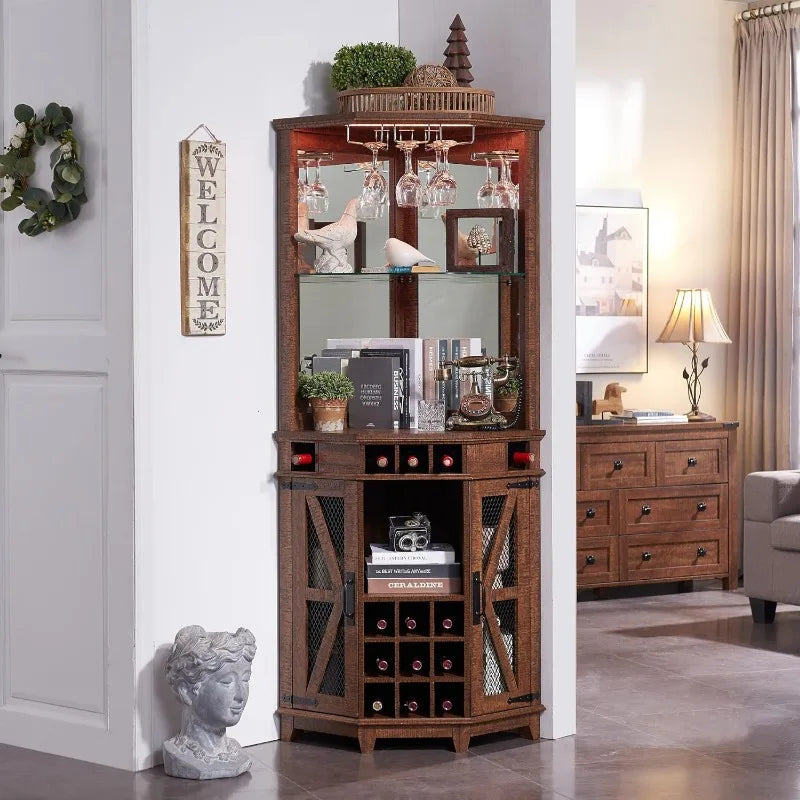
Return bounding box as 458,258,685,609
592,382,626,416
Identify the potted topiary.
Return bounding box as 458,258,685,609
299,371,354,432
494,374,521,415
331,42,416,91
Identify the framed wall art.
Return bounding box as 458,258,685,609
576,205,648,373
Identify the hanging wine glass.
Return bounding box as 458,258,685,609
395,140,422,208
477,157,497,209
418,160,440,219
427,140,458,206
298,158,311,205
358,140,388,220
494,154,516,209
307,157,329,215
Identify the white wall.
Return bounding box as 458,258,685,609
400,0,578,740
131,2,399,768
577,0,744,414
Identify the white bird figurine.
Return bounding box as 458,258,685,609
384,237,434,269
294,198,359,273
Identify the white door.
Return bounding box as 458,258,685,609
0,1,135,769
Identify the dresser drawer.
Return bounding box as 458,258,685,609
579,441,656,490
577,537,618,586
577,491,617,537
657,438,728,486
621,532,727,581
620,485,727,534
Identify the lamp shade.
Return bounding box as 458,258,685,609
656,288,732,345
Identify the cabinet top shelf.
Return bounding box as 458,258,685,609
272,111,545,133
275,429,546,444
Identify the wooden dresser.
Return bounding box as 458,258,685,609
576,422,739,590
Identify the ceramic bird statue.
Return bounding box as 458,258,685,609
294,198,359,273
384,237,434,269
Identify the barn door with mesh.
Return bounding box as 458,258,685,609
291,480,358,716
469,479,533,716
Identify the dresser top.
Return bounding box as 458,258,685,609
577,421,738,439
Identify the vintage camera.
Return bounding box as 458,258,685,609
388,512,431,552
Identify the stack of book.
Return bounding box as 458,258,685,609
617,409,689,424
366,543,462,595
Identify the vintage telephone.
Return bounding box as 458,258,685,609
435,354,520,430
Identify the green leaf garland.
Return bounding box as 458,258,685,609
0,103,87,236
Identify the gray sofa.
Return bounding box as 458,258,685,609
744,470,800,623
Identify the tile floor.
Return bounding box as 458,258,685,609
3,583,800,799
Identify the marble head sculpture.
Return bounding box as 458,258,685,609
163,625,257,780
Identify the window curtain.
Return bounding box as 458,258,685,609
726,14,799,476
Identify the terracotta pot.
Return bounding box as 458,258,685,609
310,398,348,432
494,395,518,414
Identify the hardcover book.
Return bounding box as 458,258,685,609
366,577,462,595
360,348,410,428
346,356,401,429
369,543,456,564
365,561,462,580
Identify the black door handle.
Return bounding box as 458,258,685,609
697,502,707,512
642,551,652,562
472,572,482,625
687,457,697,467
585,555,596,566
343,572,355,625
697,547,707,557
585,507,596,519
613,459,624,471
641,504,652,515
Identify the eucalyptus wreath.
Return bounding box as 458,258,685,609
0,103,87,236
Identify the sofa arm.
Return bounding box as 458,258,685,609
745,471,800,523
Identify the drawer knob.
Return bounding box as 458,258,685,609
641,504,652,516
642,551,653,562
688,457,698,467
697,546,707,558
585,507,596,519
697,502,707,512
585,555,596,566
613,459,624,471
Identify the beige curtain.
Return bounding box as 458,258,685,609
727,14,798,475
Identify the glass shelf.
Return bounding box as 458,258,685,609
297,271,525,280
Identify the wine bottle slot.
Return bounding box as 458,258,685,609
291,453,313,466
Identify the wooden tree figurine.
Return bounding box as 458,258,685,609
443,14,474,87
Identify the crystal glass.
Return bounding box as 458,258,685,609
298,160,311,205
418,160,441,219
477,157,497,209
418,400,446,432
395,140,422,208
494,155,517,209
306,157,329,215
358,141,388,221
427,140,458,207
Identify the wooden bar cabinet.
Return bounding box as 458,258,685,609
272,111,546,752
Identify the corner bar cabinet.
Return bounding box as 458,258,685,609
272,111,546,752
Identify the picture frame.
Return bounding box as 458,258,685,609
576,205,649,374
444,208,515,272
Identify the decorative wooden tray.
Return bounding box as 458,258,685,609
337,86,495,115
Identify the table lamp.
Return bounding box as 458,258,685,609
656,288,731,422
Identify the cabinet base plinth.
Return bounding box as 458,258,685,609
278,706,543,753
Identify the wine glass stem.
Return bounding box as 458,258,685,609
404,149,413,175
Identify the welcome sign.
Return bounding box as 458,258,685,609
180,136,226,335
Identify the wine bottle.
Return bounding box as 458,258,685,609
440,454,454,468
375,617,389,632
406,454,420,468
375,657,390,673
375,454,390,469
440,699,454,713
440,617,454,632
440,656,453,672
403,699,419,713
371,699,383,713
404,616,417,632
410,658,424,673
291,453,313,466
512,451,535,466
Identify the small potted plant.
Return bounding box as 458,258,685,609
331,42,416,91
299,371,354,432
494,374,521,415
